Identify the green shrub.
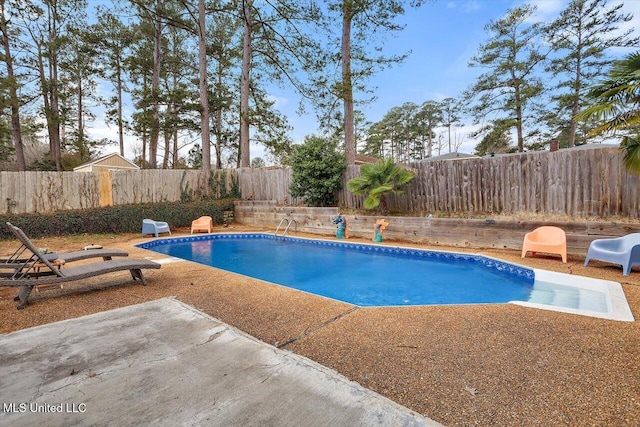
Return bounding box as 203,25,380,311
289,135,346,207
0,199,235,240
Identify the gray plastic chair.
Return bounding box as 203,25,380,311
142,219,171,237
584,233,640,276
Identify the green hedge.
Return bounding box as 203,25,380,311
0,199,236,240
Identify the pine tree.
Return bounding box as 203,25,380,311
466,4,547,153
546,0,638,147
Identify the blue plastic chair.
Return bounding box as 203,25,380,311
584,233,640,276
142,219,171,237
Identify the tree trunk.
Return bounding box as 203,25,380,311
569,57,581,148
198,0,211,172
172,128,178,167
0,0,26,170
116,59,124,156
215,71,223,169
37,47,63,170
512,73,524,152
341,1,355,165
239,0,252,168
149,1,163,169
380,195,388,215
48,9,63,171
77,69,86,161
162,124,170,169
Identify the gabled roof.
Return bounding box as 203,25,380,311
354,154,381,164
73,153,140,171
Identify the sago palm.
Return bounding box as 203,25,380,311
579,51,640,172
347,159,415,214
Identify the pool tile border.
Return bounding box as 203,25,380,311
137,232,535,284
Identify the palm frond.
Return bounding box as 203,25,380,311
363,195,380,210
368,184,394,198
622,136,640,174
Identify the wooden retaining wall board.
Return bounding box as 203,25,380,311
234,201,640,255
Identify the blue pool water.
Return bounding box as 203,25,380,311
138,234,536,307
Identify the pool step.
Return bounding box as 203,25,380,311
528,281,608,313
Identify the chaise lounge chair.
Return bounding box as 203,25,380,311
191,216,213,234
142,219,171,237
1,231,128,269
521,226,567,263
584,233,640,276
2,222,161,310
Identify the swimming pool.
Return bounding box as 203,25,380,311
137,233,634,322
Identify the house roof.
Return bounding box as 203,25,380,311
73,153,140,171
415,152,481,163
354,154,380,164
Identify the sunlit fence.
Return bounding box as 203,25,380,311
1,146,638,218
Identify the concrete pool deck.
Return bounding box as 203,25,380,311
0,298,440,426
1,225,639,426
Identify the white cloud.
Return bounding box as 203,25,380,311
267,94,290,109
445,1,484,13
525,0,566,19
462,1,482,13
447,1,484,13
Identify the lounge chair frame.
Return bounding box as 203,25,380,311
2,223,161,310
1,244,128,268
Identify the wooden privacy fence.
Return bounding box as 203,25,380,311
235,167,304,205
340,147,640,218
1,146,638,218
0,169,237,214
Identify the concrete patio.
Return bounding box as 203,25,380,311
0,298,440,426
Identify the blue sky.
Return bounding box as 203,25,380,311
92,0,639,162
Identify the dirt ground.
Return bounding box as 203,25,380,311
1,224,638,427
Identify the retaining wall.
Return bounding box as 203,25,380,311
234,201,640,255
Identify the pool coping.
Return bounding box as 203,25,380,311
137,232,635,323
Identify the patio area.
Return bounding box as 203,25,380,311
1,224,638,426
